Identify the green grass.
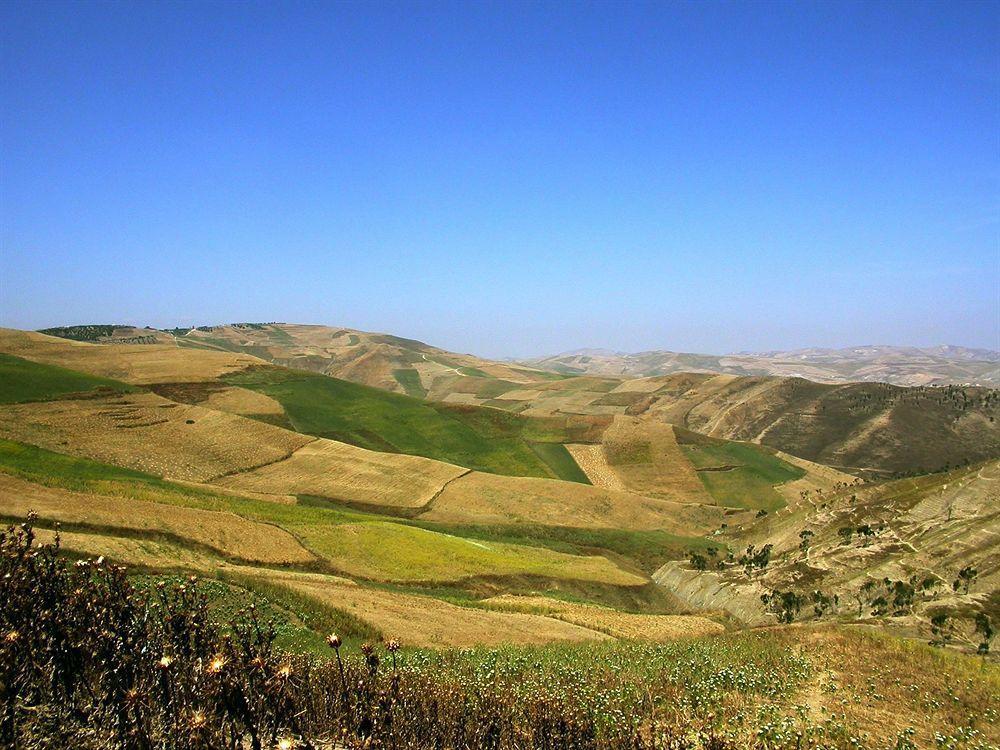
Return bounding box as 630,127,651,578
0,353,134,404
401,519,718,575
675,429,804,511
528,442,592,484
222,366,588,481
456,365,489,377
392,368,427,398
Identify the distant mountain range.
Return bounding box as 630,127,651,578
518,345,1000,387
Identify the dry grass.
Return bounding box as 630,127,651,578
31,526,222,569
599,417,715,503
786,626,1000,747
243,568,611,647
482,594,725,641
565,443,628,491
0,392,311,482
216,438,467,508
0,328,264,384
202,385,287,418
424,470,725,532
0,473,315,564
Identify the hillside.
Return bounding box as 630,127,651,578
656,460,999,652
27,325,1000,477
522,344,1000,387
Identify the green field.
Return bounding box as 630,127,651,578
675,429,804,511
392,368,427,398
528,442,592,484
222,366,588,481
0,353,134,404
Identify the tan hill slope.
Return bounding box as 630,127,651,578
655,460,999,647
521,344,1000,386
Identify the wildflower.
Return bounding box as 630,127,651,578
189,711,207,729
4,630,19,644
207,655,227,674
158,655,174,669
276,663,293,679
326,633,341,649
385,639,400,653
277,738,294,750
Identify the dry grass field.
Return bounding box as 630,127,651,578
0,473,315,564
565,443,628,490
598,417,715,502
216,438,468,508
482,594,725,641
422,470,725,531
0,328,264,384
243,568,613,647
0,392,311,481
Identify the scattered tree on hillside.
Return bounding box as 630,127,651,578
739,544,773,578
761,590,805,623
837,526,854,545
810,590,838,618
975,613,994,655
856,525,876,547
952,566,978,594
853,580,878,617
929,613,954,647
798,529,814,552
689,552,708,572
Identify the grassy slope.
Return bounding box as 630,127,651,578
222,366,589,482
0,353,134,403
675,428,805,511
0,439,643,590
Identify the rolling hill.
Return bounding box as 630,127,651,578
521,344,1000,386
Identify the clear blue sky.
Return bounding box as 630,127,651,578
1,1,997,357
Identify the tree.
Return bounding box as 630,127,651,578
975,613,994,655
689,552,708,571
929,613,953,647
837,526,854,544
953,566,978,594
853,580,877,617
798,529,814,552
762,590,805,623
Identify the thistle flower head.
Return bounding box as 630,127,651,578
326,633,341,649
207,655,227,674
385,639,400,653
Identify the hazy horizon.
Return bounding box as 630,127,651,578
2,1,998,358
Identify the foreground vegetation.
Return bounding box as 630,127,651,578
3,520,998,750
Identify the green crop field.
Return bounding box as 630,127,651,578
222,366,588,481
392,368,427,398
675,429,804,511
0,353,134,404
529,442,592,484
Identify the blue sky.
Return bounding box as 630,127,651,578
1,1,997,357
